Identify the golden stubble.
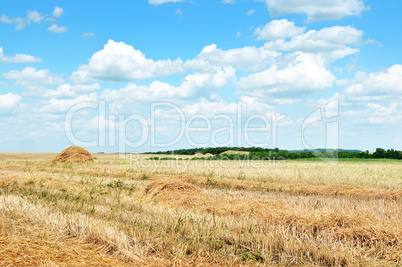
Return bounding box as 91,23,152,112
0,154,401,266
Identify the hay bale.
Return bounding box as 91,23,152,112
145,178,202,197
53,146,93,162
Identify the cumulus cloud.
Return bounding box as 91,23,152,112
101,66,235,102
0,47,42,63
185,44,280,72
264,25,363,63
71,40,184,83
181,96,274,116
52,7,64,18
47,24,67,34
0,93,21,113
148,0,186,5
44,83,101,99
237,52,335,102
2,67,64,86
255,19,305,41
345,65,402,101
265,0,369,22
264,26,362,51
41,93,98,113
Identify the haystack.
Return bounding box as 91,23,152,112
53,146,93,162
145,178,202,197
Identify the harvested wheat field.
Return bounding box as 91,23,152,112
0,153,401,266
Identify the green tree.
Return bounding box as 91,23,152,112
372,148,386,158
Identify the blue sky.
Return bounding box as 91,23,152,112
0,0,401,153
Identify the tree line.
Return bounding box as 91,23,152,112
145,147,402,160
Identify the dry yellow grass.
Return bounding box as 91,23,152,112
219,150,250,155
193,153,215,158
0,153,400,266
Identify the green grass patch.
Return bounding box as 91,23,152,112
291,158,400,162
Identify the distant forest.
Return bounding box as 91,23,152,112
145,147,402,160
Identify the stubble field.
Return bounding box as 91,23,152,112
0,153,401,266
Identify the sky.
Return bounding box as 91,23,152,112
0,0,401,153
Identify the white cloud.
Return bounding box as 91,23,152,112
368,102,398,115
47,24,67,34
0,14,13,24
365,103,402,124
27,11,44,23
365,39,376,45
264,25,362,63
345,65,402,101
101,66,235,102
264,26,362,51
1,8,64,31
0,14,29,30
84,115,118,132
178,67,236,97
342,101,402,127
148,0,186,5
0,93,21,112
335,79,351,86
185,44,280,72
52,7,64,18
44,83,101,99
304,92,341,118
2,67,64,86
175,8,183,16
247,9,255,15
41,93,98,113
71,40,184,83
181,96,274,116
237,52,335,102
1,10,45,30
255,19,305,41
181,98,238,115
81,32,95,39
265,0,369,22
222,0,235,4
0,47,42,63
102,81,178,102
